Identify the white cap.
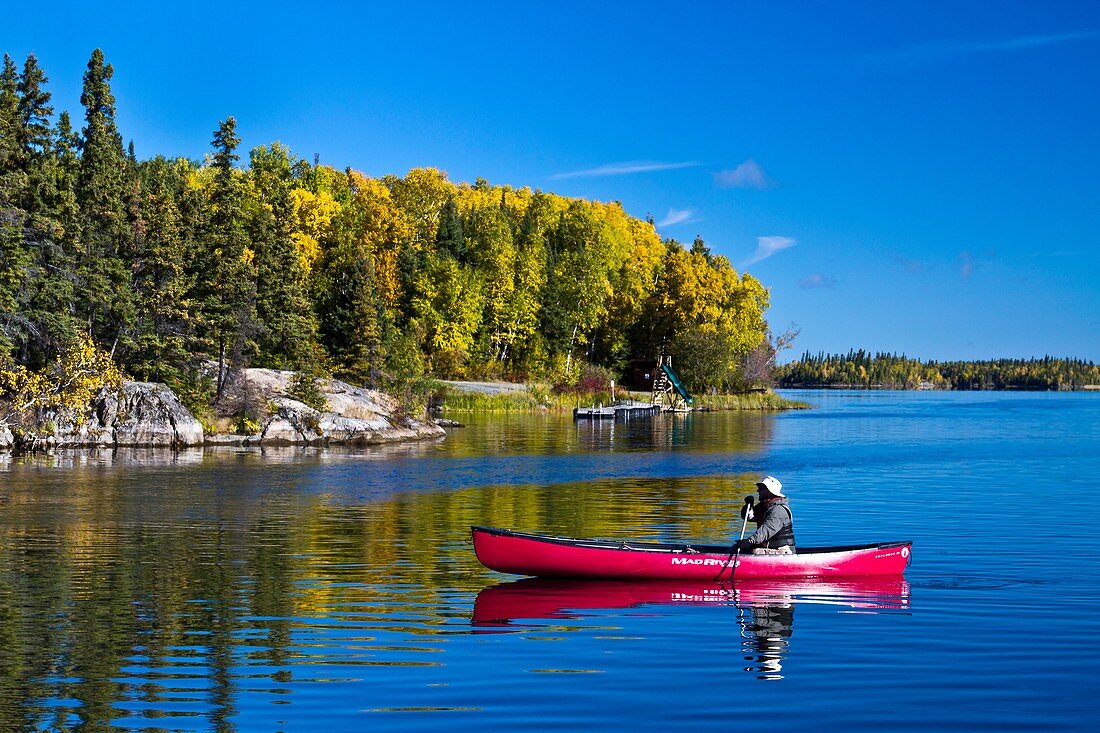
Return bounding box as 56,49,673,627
755,475,784,497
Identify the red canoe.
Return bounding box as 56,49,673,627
472,526,912,580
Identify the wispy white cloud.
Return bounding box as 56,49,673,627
743,236,796,268
869,31,1100,68
960,251,974,280
656,208,695,228
714,159,774,189
892,255,926,274
799,273,838,289
551,160,697,180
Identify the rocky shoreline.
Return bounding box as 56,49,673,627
0,369,446,452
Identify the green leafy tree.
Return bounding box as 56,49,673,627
589,203,657,368
466,203,515,363
503,192,556,373
541,201,613,370
412,251,484,377
388,168,452,315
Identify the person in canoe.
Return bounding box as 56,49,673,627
738,475,797,555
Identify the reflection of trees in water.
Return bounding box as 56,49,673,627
428,410,774,456
571,411,774,454
0,448,774,728
739,601,795,681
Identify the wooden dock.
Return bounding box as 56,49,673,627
573,402,662,420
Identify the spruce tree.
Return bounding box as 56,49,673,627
201,116,258,403
691,234,712,263
14,53,77,368
52,110,82,256
0,55,28,360
247,144,318,369
76,48,134,353
15,53,57,223
16,54,52,164
129,157,191,384
0,56,22,167
435,197,465,261
318,244,386,387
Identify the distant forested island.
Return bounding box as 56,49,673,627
1,50,777,431
777,351,1100,391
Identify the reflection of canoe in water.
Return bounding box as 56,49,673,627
472,526,912,580
472,576,911,626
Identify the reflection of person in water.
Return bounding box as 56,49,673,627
737,595,794,681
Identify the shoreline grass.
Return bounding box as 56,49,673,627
693,392,809,411
436,386,808,412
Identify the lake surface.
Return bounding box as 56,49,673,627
2,391,1099,731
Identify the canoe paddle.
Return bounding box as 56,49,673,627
715,496,754,581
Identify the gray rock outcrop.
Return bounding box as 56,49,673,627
109,382,205,447
1,368,444,451
4,382,205,450
225,369,445,446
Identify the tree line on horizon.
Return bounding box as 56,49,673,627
777,350,1100,391
1,49,773,424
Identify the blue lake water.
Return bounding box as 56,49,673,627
2,390,1099,731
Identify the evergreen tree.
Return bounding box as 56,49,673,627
690,234,711,263
0,56,22,168
0,55,28,360
14,52,77,368
51,108,82,273
53,111,81,232
15,53,57,226
200,116,258,402
247,143,318,369
318,246,387,386
129,157,192,384
76,48,134,353
435,196,465,262
16,54,52,166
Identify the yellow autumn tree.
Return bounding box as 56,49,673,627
339,171,413,308
0,333,123,427
289,187,340,273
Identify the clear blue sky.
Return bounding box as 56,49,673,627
4,1,1098,361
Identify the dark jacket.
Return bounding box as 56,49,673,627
742,497,796,549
